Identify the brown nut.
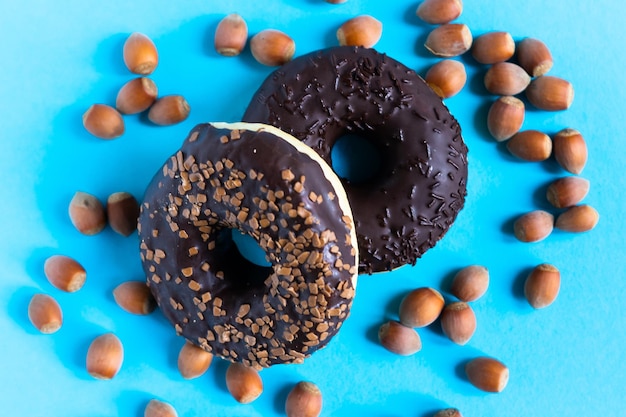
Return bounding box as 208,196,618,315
107,192,140,236
450,265,489,302
116,77,158,114
148,95,190,126
555,204,599,233
465,357,509,393
440,302,476,345
336,15,382,48
425,59,467,98
69,191,107,235
513,210,554,243
82,104,125,140
285,381,323,417
416,0,463,25
425,24,472,57
546,177,590,208
524,263,560,309
86,333,124,380
517,37,553,77
434,408,463,417
250,29,295,66
471,31,515,64
379,321,422,355
225,362,263,404
526,76,574,111
113,281,156,315
28,293,63,334
487,96,525,141
44,254,87,292
123,32,158,75
144,399,178,417
553,128,587,174
398,287,445,328
177,341,213,379
326,0,348,3
484,62,531,96
506,130,552,162
214,13,248,56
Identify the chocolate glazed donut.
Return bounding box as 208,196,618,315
243,46,468,274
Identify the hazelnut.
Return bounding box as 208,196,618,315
506,130,553,162
471,31,515,64
123,32,158,75
378,320,422,355
82,104,124,140
524,263,560,309
553,128,587,174
225,362,263,403
425,59,467,98
107,192,140,236
517,37,553,77
416,0,463,25
69,191,106,235
546,177,590,209
440,302,476,345
487,96,525,141
326,0,348,3
434,408,462,417
555,204,599,233
450,265,489,302
44,254,86,293
113,281,156,315
336,15,382,48
526,76,574,111
465,357,509,393
513,210,554,243
250,29,295,66
148,95,190,126
28,293,63,334
214,14,248,56
177,341,213,379
116,77,158,114
144,399,178,417
285,381,323,417
483,62,531,96
86,333,124,380
398,287,445,328
424,24,472,57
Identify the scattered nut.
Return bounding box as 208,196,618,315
44,254,87,292
336,15,383,48
434,408,462,417
177,341,214,379
116,77,158,114
517,37,553,77
86,333,124,380
378,320,422,355
326,0,348,3
28,293,63,334
450,265,489,302
398,287,445,328
486,96,525,141
525,76,574,111
483,62,531,96
524,263,560,309
69,191,107,235
250,29,296,66
465,357,509,393
424,24,472,57
416,0,463,25
555,204,599,233
471,31,515,64
148,95,190,126
553,128,588,174
440,302,476,345
225,362,263,403
546,176,590,208
123,32,158,75
506,130,553,162
214,14,248,56
144,399,178,417
425,59,467,98
513,210,554,243
285,381,323,417
82,104,125,140
113,281,156,315
107,192,140,236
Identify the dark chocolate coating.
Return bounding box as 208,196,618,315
243,46,468,274
138,123,357,368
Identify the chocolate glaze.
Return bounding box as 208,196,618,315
138,123,357,368
243,46,468,274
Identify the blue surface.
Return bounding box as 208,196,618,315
1,1,625,416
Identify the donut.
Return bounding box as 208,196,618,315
243,46,468,274
138,122,358,368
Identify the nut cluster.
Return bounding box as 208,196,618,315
69,190,140,237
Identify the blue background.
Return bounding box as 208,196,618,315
1,1,624,416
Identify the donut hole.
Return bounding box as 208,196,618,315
231,229,272,267
331,133,382,185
